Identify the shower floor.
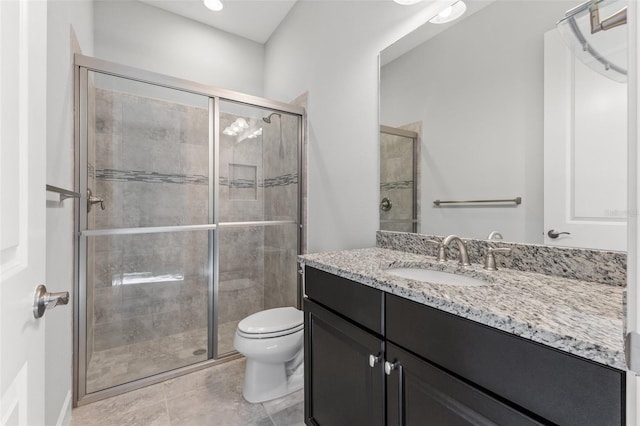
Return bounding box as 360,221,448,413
86,320,240,393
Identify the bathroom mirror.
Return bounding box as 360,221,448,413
379,0,628,251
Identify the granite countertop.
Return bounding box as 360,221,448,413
299,247,626,371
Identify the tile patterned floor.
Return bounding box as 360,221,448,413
72,358,304,426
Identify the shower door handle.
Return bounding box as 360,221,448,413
87,188,105,212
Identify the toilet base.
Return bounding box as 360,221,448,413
242,359,304,403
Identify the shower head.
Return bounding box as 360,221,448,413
262,112,281,124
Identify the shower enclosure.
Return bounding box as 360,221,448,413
379,125,418,233
74,56,304,404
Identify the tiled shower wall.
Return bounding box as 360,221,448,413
87,87,299,387
380,131,415,233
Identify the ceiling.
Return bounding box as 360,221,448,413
138,0,298,44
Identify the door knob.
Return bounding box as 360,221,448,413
33,285,69,319
87,188,105,212
547,229,571,239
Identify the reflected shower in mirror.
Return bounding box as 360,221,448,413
379,0,628,251
380,125,419,233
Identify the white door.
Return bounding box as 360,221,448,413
544,29,627,251
0,0,48,425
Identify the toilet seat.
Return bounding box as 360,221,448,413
237,307,303,339
237,323,303,339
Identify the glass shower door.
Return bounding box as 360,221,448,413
81,71,213,393
216,101,300,356
76,59,304,404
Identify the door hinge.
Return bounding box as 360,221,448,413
625,331,640,374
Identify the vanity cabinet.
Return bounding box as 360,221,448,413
303,266,625,426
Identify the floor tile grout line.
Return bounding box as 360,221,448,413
265,407,277,426
164,397,171,426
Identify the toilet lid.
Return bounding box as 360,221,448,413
238,307,303,335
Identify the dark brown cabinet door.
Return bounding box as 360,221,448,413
304,300,385,426
385,343,542,426
386,294,624,426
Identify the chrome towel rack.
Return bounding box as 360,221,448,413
46,185,81,202
433,197,522,206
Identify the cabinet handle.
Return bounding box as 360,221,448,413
384,361,398,375
369,354,382,368
385,361,405,425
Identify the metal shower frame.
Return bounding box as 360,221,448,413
73,54,306,406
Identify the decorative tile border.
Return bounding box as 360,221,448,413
96,168,208,185
376,230,626,286
228,178,256,189
381,180,413,190
96,168,298,188
263,173,298,188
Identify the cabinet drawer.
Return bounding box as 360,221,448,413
305,267,383,335
386,294,624,426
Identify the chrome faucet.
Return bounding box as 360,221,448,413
442,235,471,266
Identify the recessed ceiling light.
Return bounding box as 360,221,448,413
429,1,467,24
393,0,423,5
204,0,223,12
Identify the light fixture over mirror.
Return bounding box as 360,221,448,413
204,0,223,12
429,1,467,24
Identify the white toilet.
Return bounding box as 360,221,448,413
233,307,304,403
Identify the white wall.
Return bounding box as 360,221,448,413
380,1,570,244
93,0,265,97
264,0,447,252
46,0,94,424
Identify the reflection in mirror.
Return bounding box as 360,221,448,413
379,0,628,251
380,125,419,233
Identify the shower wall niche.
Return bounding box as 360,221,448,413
77,61,302,403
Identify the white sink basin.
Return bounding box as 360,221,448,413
384,268,487,287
